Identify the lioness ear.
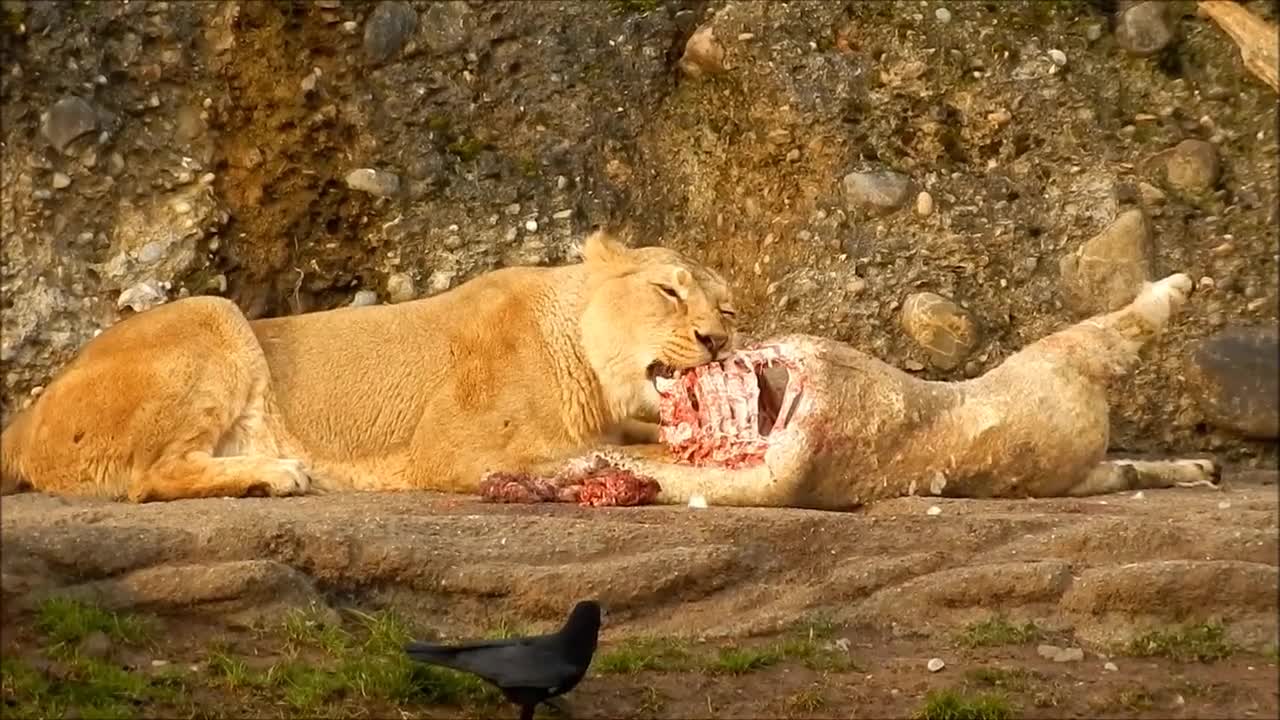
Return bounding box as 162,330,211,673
579,229,631,265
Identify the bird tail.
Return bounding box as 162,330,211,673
403,641,466,668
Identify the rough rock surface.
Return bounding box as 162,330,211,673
1114,1,1176,57
1,2,1276,464
899,291,980,370
2,471,1276,651
1164,138,1221,193
1184,325,1280,439
1058,207,1154,315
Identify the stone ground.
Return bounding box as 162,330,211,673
2,467,1276,718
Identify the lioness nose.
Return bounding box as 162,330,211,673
696,331,728,358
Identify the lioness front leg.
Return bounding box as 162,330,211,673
129,454,310,502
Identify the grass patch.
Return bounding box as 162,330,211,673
786,684,827,713
8,599,177,719
0,654,181,720
34,597,153,654
207,652,263,691
708,645,783,675
636,686,667,716
955,617,1043,648
444,135,491,162
963,667,1040,693
772,635,861,673
283,606,351,655
482,616,533,641
518,156,540,178
785,612,840,641
915,688,1014,720
1125,622,1235,663
1113,687,1154,711
277,609,501,712
594,636,696,674
211,608,503,713
594,624,860,677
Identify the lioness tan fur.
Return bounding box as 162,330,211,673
0,232,738,502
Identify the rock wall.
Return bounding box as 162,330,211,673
1,0,1276,463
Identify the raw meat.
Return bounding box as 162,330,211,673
478,464,660,507
655,346,802,469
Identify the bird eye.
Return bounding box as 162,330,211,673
654,284,680,300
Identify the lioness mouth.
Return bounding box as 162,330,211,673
654,345,805,469
480,344,808,507
646,361,677,385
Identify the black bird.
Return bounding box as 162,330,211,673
404,600,603,720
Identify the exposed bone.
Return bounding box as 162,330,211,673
1198,0,1279,93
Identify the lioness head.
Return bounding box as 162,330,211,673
578,230,738,418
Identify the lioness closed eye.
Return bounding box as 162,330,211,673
0,231,737,503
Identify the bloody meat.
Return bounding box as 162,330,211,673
655,347,798,469
478,465,660,507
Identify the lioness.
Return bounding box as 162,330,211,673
0,231,738,502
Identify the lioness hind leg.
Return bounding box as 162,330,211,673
12,296,310,502
1067,458,1221,497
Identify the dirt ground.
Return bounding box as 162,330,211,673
2,467,1276,718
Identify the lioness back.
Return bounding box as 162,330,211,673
0,231,738,502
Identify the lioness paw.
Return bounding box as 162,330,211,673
264,459,311,496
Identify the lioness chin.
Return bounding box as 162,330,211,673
0,231,738,502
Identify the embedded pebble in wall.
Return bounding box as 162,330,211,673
843,170,915,216
345,168,401,197
1115,1,1175,57
901,292,980,371
915,191,934,217
386,272,416,304
41,95,98,153
1184,326,1279,439
363,1,418,65
1164,139,1220,193
349,290,379,307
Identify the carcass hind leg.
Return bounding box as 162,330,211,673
1066,458,1221,497
1010,273,1196,381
